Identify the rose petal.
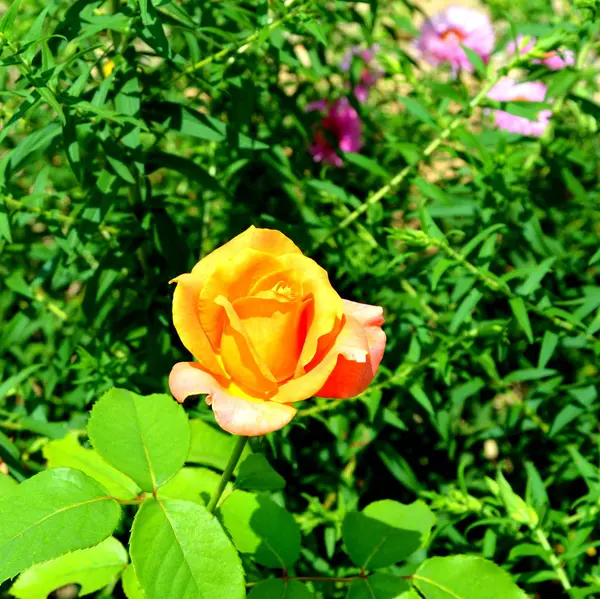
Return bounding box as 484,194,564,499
198,249,282,347
316,300,386,399
171,274,226,377
215,295,278,395
191,226,302,281
277,253,345,375
270,312,370,404
169,362,296,436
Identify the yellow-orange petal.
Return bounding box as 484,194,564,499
191,226,302,281
171,274,225,377
276,253,344,375
215,295,278,395
317,300,386,399
169,362,296,436
269,312,369,404
198,249,283,348
234,295,304,382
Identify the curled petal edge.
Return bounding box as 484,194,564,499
169,362,297,436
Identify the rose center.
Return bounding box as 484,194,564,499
441,28,466,43
273,281,295,299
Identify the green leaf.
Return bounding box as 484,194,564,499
10,537,128,599
188,419,252,471
0,0,22,33
148,152,222,192
516,258,556,296
0,364,41,402
496,471,538,526
504,368,556,383
399,97,437,128
138,0,172,58
413,556,527,599
88,388,190,493
342,500,435,569
450,289,483,334
509,297,534,343
149,102,268,149
343,153,391,178
157,466,222,505
235,454,286,491
347,574,411,599
122,565,145,599
248,579,312,598
461,44,487,77
130,498,245,599
218,489,301,568
549,404,585,438
0,472,18,497
538,331,559,368
0,468,120,584
43,432,140,500
0,195,12,242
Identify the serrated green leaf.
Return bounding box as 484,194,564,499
414,556,527,598
88,388,190,493
0,468,120,583
218,489,301,568
10,537,127,599
130,498,245,599
343,500,435,569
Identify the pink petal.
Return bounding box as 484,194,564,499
169,362,297,436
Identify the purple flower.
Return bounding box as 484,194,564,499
306,98,363,167
487,78,552,137
414,6,495,72
507,34,575,70
340,44,383,103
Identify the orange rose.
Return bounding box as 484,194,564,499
169,227,386,436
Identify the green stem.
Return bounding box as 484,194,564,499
532,527,572,591
207,436,248,514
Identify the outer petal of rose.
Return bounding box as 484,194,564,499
342,299,386,372
191,226,302,281
169,362,296,436
171,273,226,377
270,313,369,404
316,300,386,399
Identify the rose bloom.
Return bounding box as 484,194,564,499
169,227,386,436
414,5,495,72
340,45,384,103
508,34,575,71
306,98,363,167
487,77,551,137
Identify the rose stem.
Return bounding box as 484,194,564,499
207,435,249,514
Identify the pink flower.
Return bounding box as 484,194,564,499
340,45,384,103
306,98,363,167
414,6,495,72
487,77,552,137
507,34,575,71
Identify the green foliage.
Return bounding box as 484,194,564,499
9,537,128,599
0,468,120,583
1,0,599,596
88,389,190,492
130,498,245,599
